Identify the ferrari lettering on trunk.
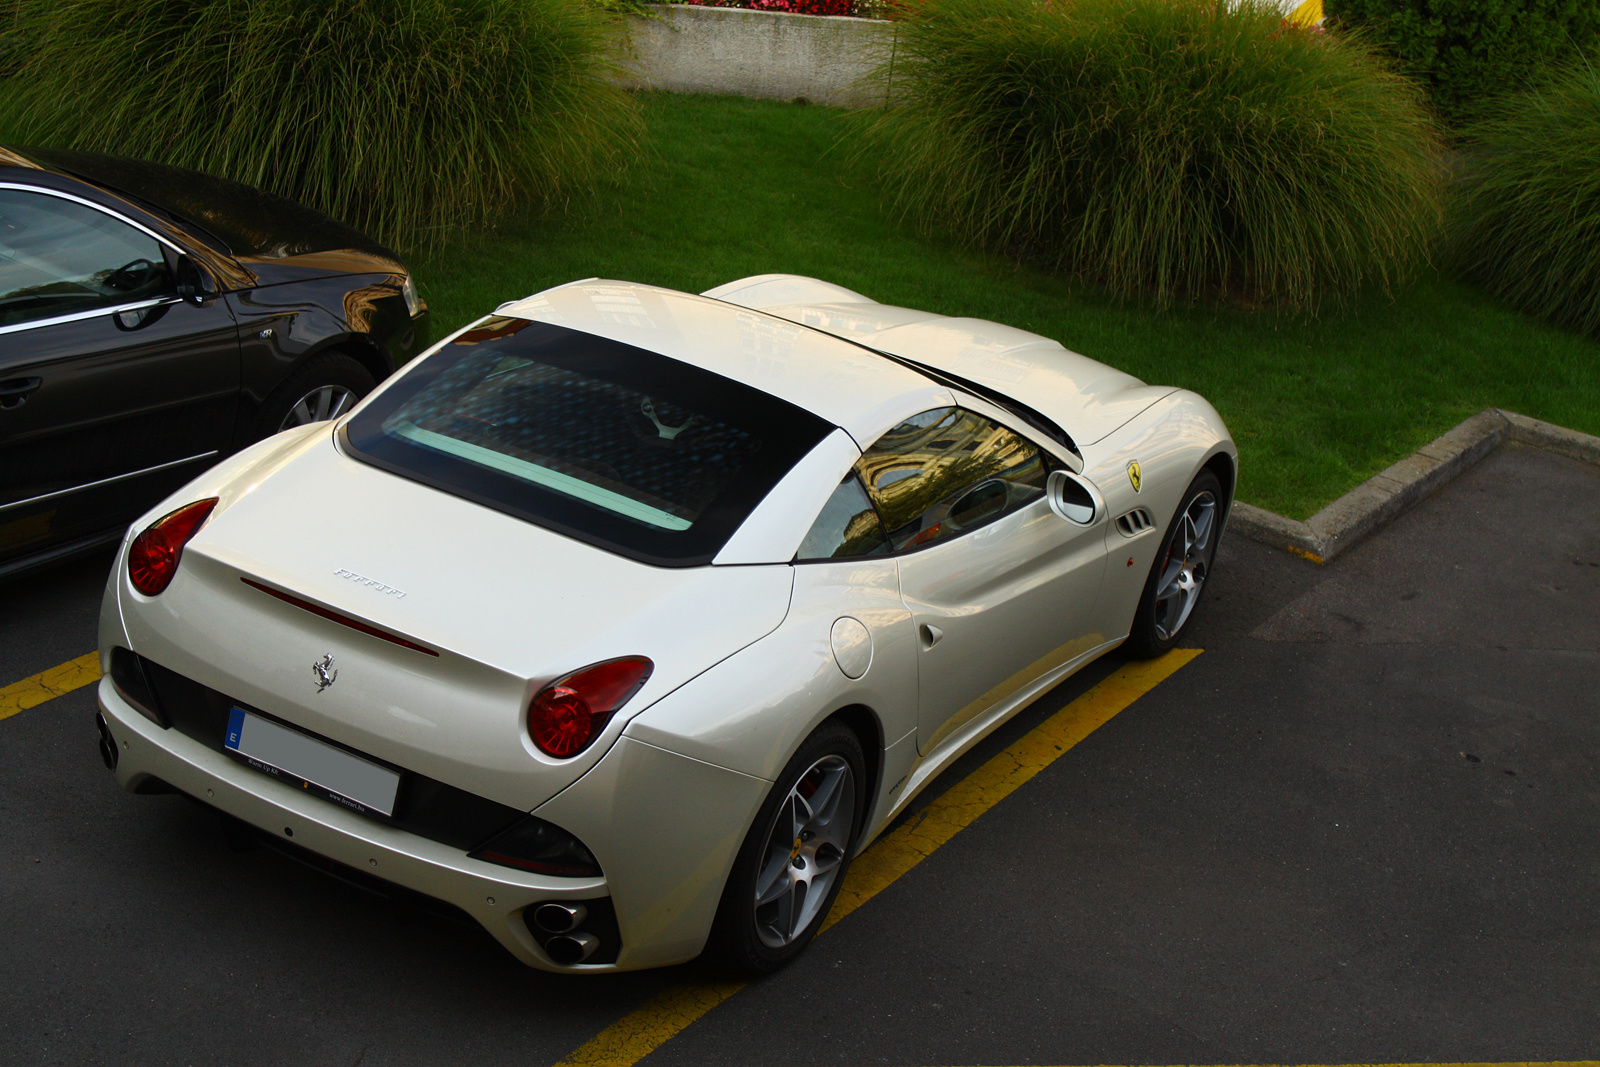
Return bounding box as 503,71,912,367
334,567,408,599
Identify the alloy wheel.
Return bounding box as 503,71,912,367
278,384,358,431
752,754,855,949
1152,490,1217,641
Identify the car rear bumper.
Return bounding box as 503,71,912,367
97,676,610,972
97,670,773,972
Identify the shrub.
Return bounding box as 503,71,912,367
1452,54,1600,337
863,0,1445,312
1325,0,1600,126
0,0,640,250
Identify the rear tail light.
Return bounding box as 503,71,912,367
528,656,652,759
128,498,218,596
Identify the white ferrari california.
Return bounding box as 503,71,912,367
95,275,1236,973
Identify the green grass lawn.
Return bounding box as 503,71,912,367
414,91,1600,520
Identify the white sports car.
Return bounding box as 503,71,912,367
95,275,1236,973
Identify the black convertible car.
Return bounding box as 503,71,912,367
0,147,429,579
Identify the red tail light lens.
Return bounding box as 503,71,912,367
127,498,218,596
529,656,653,759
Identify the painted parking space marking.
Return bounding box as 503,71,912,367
0,652,101,723
554,649,1203,1067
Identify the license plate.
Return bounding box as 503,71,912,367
224,708,400,817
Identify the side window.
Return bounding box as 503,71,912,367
856,407,1049,552
795,473,889,561
0,188,174,330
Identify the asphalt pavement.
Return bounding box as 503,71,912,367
1,441,1596,1066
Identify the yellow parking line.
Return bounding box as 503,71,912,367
555,982,748,1067
0,652,101,723
554,649,1203,1067
825,648,1201,932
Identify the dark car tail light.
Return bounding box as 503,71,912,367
128,498,218,596
528,657,652,759
468,815,602,877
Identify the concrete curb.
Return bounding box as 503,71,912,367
1229,409,1600,564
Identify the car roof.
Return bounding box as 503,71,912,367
495,280,954,447
705,274,1174,447
2,145,394,262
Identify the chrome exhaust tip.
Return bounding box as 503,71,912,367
544,932,600,966
532,902,588,935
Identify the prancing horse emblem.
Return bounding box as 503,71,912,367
1127,460,1143,493
312,653,338,693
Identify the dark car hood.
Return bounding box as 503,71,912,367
13,147,404,280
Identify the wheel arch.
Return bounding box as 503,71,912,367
304,333,392,384
1201,448,1237,524
823,703,884,836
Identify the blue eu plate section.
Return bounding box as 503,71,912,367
222,707,402,817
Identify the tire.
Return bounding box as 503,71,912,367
253,352,377,440
705,719,866,976
1124,469,1223,659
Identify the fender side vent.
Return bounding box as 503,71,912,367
1115,508,1154,537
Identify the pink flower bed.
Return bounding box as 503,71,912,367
675,0,860,17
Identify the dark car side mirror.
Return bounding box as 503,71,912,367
175,254,220,308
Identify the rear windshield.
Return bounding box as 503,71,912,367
343,317,833,566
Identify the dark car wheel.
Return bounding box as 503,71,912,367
707,719,865,976
256,352,377,438
1125,469,1223,659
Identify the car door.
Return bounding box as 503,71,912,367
854,406,1110,755
0,184,241,568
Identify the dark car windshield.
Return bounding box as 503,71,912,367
343,317,833,566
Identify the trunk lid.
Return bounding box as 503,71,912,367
121,432,792,811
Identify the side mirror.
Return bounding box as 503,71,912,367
1047,469,1101,525
174,254,219,308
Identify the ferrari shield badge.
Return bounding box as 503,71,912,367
1127,460,1143,493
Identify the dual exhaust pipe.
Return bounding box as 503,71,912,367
532,902,599,965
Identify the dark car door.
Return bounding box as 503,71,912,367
0,184,240,569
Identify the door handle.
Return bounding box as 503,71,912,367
919,623,944,649
0,377,43,410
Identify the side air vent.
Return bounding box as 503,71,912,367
1115,508,1155,537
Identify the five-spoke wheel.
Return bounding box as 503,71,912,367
752,754,855,949
1126,469,1224,657
709,720,865,974
1152,488,1216,641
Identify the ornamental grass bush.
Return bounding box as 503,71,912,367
1452,55,1600,338
863,0,1445,312
0,0,640,250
